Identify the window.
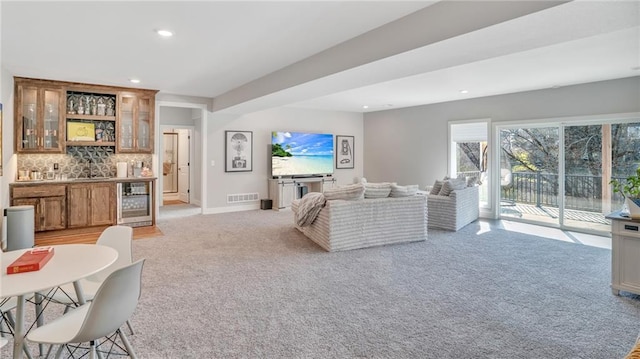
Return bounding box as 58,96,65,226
449,120,489,208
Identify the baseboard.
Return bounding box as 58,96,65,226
163,192,179,201
203,203,261,214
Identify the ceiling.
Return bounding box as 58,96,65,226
2,1,639,115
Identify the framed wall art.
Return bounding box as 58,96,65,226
335,135,354,169
225,130,253,172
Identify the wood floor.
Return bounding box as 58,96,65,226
35,225,163,246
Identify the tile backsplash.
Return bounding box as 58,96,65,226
18,148,152,179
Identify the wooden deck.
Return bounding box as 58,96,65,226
35,225,163,246
501,202,613,233
502,203,610,224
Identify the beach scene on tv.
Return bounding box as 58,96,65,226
272,131,334,176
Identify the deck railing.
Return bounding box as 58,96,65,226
502,172,625,212
456,170,625,212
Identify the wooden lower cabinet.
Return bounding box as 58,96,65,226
67,182,116,228
91,183,116,225
11,184,67,232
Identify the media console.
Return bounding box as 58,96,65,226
268,177,336,210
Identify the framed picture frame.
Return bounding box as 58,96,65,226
225,130,253,172
335,135,354,169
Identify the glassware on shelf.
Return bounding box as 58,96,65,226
106,98,115,116
23,104,37,148
67,97,75,114
106,122,115,142
90,97,97,115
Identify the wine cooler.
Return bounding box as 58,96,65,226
117,181,153,227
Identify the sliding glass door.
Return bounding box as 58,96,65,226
499,126,560,225
497,118,640,234
564,123,640,231
563,124,606,230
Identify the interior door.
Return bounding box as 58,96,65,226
178,129,190,203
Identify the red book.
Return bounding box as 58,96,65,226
6,247,55,274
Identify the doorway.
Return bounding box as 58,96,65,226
162,128,191,205
155,101,206,219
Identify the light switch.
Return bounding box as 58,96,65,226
211,160,215,167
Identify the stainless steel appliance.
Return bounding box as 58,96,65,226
117,181,153,227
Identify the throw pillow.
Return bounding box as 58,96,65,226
390,184,419,197
430,180,444,195
364,182,392,198
451,177,467,189
437,179,466,196
324,183,365,201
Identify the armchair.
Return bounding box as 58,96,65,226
427,186,479,231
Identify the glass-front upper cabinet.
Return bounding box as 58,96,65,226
15,78,64,153
43,90,62,150
136,96,152,152
119,94,134,151
117,92,154,153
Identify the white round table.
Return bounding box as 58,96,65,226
1,244,118,359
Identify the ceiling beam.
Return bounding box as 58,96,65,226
212,0,570,114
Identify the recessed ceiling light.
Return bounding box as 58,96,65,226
156,29,173,37
362,105,369,109
460,90,469,94
129,79,141,84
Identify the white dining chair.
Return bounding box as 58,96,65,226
2,296,41,359
44,225,136,334
26,259,145,359
0,297,17,337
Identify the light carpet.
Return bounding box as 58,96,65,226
14,209,640,358
124,209,640,358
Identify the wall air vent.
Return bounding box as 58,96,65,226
227,193,260,203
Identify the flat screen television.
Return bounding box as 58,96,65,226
271,131,334,177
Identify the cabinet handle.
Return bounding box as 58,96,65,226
39,202,45,228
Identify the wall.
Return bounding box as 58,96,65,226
156,93,212,111
0,3,5,248
191,108,203,204
363,76,640,188
1,70,13,208
206,107,363,212
160,106,194,126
